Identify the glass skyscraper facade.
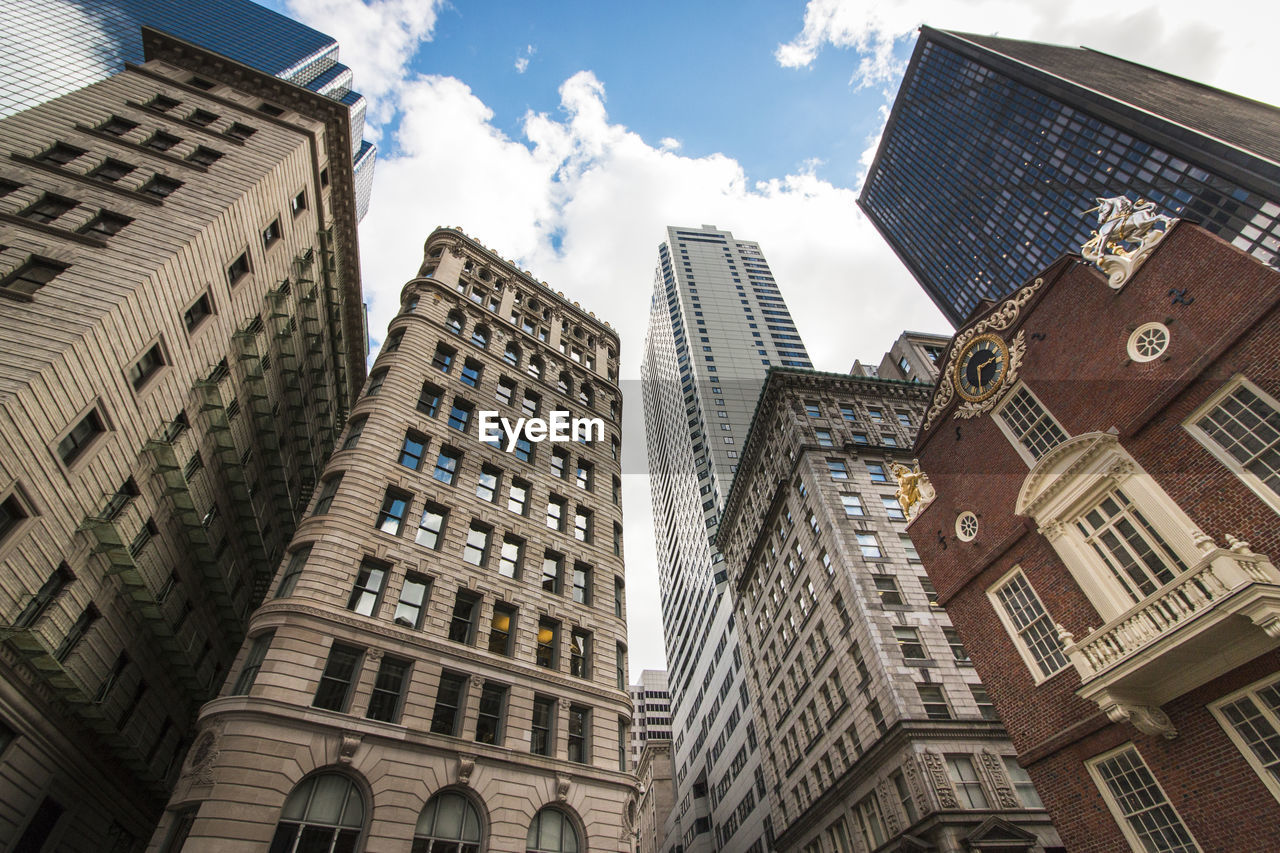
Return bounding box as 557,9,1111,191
860,27,1280,325
0,0,377,218
641,226,811,852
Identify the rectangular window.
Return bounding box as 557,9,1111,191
21,193,76,223
572,563,592,604
498,535,524,579
568,704,590,763
892,770,918,824
313,643,363,711
99,116,138,136
894,626,927,661
546,496,565,531
291,190,307,215
997,386,1069,462
226,252,250,285
551,449,568,479
375,489,410,535
365,368,387,396
508,479,530,515
1211,673,1280,802
431,671,467,736
536,617,559,668
476,465,500,502
873,575,903,606
448,401,472,433
616,642,626,690
341,417,366,451
854,793,887,850
841,494,864,516
541,552,563,593
615,577,625,618
394,573,431,629
463,522,490,566
417,382,443,416
475,681,508,744
946,755,988,807
448,591,480,644
573,507,592,543
576,460,593,490
140,174,182,198
366,656,411,723
496,377,516,405
231,631,273,694
1089,745,1198,852
399,431,427,470
261,218,282,248
58,408,104,465
433,448,461,485
89,158,135,184
990,569,1069,679
275,547,310,598
382,328,404,352
531,695,555,755
432,343,455,373
570,628,592,678
827,460,848,480
867,462,888,483
489,604,516,655
815,428,834,447
1076,489,1187,602
80,211,132,238
945,628,970,663
415,503,447,549
903,535,922,564
840,405,857,422
346,559,387,617
882,496,905,520
856,533,882,559
1187,378,1280,510
1003,756,1043,807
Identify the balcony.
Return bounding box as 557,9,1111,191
1060,536,1280,738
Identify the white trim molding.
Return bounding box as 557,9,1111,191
1208,671,1280,804
1183,375,1280,516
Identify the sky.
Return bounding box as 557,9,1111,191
256,0,1278,679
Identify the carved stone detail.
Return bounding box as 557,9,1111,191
1039,520,1068,542
1104,701,1178,739
365,647,383,662
954,329,1028,420
903,754,931,815
1080,196,1175,288
878,779,902,835
457,754,476,786
921,749,959,809
980,748,1020,809
184,725,223,785
337,731,363,764
556,774,572,801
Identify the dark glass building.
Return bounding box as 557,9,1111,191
1,0,377,218
860,27,1280,325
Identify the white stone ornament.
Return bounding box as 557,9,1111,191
1080,196,1175,288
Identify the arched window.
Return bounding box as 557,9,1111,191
471,324,490,349
558,372,571,396
526,808,579,853
447,311,464,336
269,772,364,853
504,342,521,366
528,357,544,381
413,790,482,853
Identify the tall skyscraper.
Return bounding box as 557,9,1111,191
860,26,1280,325
642,225,812,852
152,227,635,852
0,28,364,849
1,0,378,219
629,669,672,768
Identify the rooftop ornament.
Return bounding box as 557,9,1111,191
1079,196,1175,288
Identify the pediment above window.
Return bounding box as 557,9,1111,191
1015,431,1131,521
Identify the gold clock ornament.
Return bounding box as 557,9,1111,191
953,333,1010,403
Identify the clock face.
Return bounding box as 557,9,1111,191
954,334,1009,402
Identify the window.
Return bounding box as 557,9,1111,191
946,755,988,807
568,705,590,763
892,770,918,824
528,808,580,853
183,293,213,331
546,496,565,531
448,401,472,433
940,627,970,663
897,411,912,427
143,129,181,151
1077,488,1187,602
475,681,507,745
291,190,307,216
227,252,250,284
867,462,888,483
376,489,410,535
399,431,427,470
1186,378,1280,511
309,474,342,516
541,552,563,594
0,257,66,299
225,120,255,139
840,494,864,516
313,643,362,711
575,460,593,490
90,158,134,183
614,577,625,618
366,656,411,723
536,617,559,668
531,695,555,755
339,416,366,451
58,408,105,465
1089,745,1198,852
513,435,533,463
432,343,455,373
188,145,223,167
431,671,468,735
1211,673,1280,801
894,626,927,661
496,377,516,406
903,535,922,563
231,631,273,694
148,94,181,111
573,507,592,542
365,368,387,396
997,386,1069,462
275,547,310,598
839,405,857,422
13,563,74,628
462,523,490,566
140,174,182,198
394,573,431,629
882,496,905,520
346,559,387,617
572,563,592,604
433,448,461,484
989,569,1069,680
476,465,500,502
616,643,626,690
80,211,132,238
449,591,480,644
504,342,521,366
99,116,138,136
417,382,443,416
815,428,833,447
269,774,364,853
856,533,882,559
1003,756,1043,807
383,328,404,352
470,325,489,349
551,449,568,479
489,604,516,655
852,432,869,445
570,629,591,678
827,460,848,480
873,574,903,605
460,359,482,387
854,793,887,850
804,401,821,418
508,479,530,515
413,792,482,853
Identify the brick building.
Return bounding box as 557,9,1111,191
150,227,636,852
718,366,1060,852
0,29,364,850
909,221,1280,852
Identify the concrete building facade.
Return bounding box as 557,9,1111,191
850,331,951,383
151,227,636,852
0,30,365,850
630,669,672,769
637,739,676,853
641,225,813,853
909,223,1280,851
719,367,1060,853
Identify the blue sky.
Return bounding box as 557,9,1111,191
261,0,1277,676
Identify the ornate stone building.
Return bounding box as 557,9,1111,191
719,366,1061,853
909,221,1280,851
0,30,364,850
637,739,675,853
151,227,636,852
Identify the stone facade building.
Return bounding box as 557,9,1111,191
718,366,1061,853
909,222,1280,851
637,739,676,853
0,30,364,851
850,332,951,384
151,227,636,852
630,669,672,769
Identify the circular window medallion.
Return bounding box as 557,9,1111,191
956,511,979,542
1127,322,1170,362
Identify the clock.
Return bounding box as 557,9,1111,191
954,333,1010,403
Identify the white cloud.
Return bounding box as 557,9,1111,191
659,137,681,151
515,44,536,74
356,70,950,673
776,0,1280,106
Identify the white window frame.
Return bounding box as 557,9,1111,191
1087,743,1200,853
993,381,1069,467
1183,375,1280,516
1209,671,1280,803
986,565,1070,685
